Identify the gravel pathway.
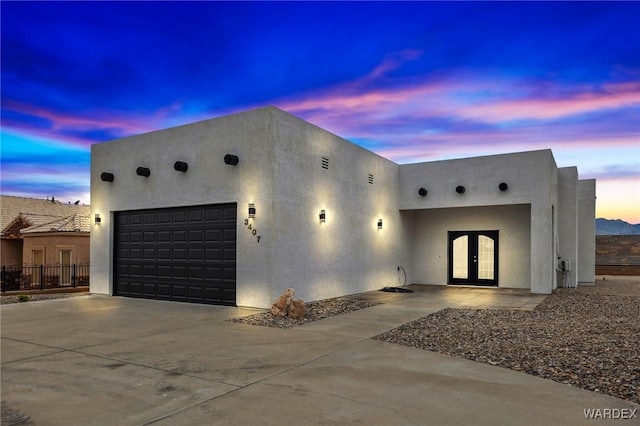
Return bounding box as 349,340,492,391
374,276,640,404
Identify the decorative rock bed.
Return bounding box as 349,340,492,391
1,291,90,304
374,276,640,405
230,296,381,328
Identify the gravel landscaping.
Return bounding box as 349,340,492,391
230,296,382,328
1,291,90,304
374,276,640,404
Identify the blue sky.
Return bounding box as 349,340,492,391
1,1,639,222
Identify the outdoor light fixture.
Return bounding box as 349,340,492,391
418,187,428,197
378,219,383,230
174,161,188,173
136,167,151,177
319,210,326,223
224,154,239,166
94,214,101,225
100,172,114,182
456,185,466,194
499,182,509,191
248,203,256,218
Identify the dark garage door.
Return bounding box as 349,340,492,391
114,203,237,305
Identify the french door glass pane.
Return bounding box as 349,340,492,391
452,235,468,279
478,235,494,280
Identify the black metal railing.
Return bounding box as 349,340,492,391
1,264,90,292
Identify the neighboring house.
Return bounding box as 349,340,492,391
91,106,596,308
1,195,91,267
596,235,640,275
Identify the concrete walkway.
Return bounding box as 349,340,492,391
1,286,637,425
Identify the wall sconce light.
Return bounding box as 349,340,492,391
378,219,383,230
174,161,188,173
499,182,509,191
100,172,114,182
94,214,101,225
456,185,466,194
224,154,239,166
319,209,326,223
136,167,151,177
418,187,428,197
248,203,256,218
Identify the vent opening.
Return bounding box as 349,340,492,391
368,174,374,184
321,156,329,170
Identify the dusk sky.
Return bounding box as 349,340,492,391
1,1,639,223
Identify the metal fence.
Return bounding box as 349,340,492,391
1,264,90,292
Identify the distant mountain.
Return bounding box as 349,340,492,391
596,218,640,235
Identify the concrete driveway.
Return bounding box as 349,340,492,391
1,287,638,425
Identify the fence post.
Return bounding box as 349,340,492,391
40,264,44,290
1,265,5,293
73,264,77,288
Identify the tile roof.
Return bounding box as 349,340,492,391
1,195,91,235
595,235,640,266
20,213,91,234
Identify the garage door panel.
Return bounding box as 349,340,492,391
158,212,171,223
173,211,187,223
188,230,202,241
189,249,203,260
222,268,236,280
205,208,221,221
173,266,186,278
205,229,220,241
158,231,171,242
222,207,236,221
172,285,186,297
205,267,220,279
157,284,171,296
144,213,156,224
205,249,220,261
189,266,204,278
129,264,142,276
115,203,236,305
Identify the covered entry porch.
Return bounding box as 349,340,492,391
402,204,536,291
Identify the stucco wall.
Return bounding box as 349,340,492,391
22,233,90,265
557,167,578,287
578,179,596,284
91,107,409,308
1,239,23,265
406,204,531,288
91,107,279,306
399,150,557,293
268,111,407,303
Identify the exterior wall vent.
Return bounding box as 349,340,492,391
321,156,329,170
368,174,374,184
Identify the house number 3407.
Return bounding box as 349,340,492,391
244,219,261,242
